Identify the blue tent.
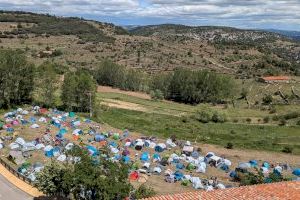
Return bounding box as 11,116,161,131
21,119,29,125
140,152,149,162
45,149,54,157
153,153,160,160
292,168,300,176
59,128,68,135
109,141,117,147
87,145,99,156
262,162,270,169
191,151,199,159
30,117,36,123
220,164,229,171
249,160,258,167
176,163,184,170
174,171,184,181
154,145,164,152
95,134,106,142
114,154,121,160
6,127,14,133
229,171,237,178
122,156,130,164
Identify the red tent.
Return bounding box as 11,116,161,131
129,171,139,181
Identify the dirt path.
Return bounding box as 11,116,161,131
98,86,151,100
101,99,148,112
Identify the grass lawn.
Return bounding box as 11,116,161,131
97,108,300,154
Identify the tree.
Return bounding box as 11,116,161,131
96,60,126,88
35,146,132,199
0,49,35,108
62,70,96,112
35,162,68,197
34,62,59,107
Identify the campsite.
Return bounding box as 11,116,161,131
0,106,299,195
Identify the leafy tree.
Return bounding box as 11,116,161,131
62,70,96,112
0,49,35,108
35,146,132,199
123,69,144,91
35,162,68,197
34,62,59,107
96,60,126,88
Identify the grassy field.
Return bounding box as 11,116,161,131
97,89,300,154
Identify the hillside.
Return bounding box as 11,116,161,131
0,11,299,77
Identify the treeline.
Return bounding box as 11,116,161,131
0,11,116,43
94,60,235,104
0,50,96,112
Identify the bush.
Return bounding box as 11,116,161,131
269,106,277,114
150,89,164,100
195,110,212,123
232,119,239,123
211,112,226,123
279,119,287,126
272,115,280,121
225,142,233,149
282,112,300,120
297,120,300,126
51,49,63,57
262,95,273,105
282,146,293,154
133,184,156,199
246,118,252,123
263,116,270,123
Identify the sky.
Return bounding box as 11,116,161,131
0,0,299,31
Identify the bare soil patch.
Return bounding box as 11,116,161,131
101,99,148,112
98,86,151,100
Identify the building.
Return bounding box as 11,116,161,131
141,181,300,200
259,76,290,83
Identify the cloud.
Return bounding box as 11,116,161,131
0,0,299,30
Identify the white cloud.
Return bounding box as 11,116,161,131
0,0,299,30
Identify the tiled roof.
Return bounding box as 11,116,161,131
141,181,300,200
262,76,290,81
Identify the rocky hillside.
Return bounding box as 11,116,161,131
0,11,299,78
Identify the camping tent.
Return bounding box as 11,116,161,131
155,143,166,152
140,152,150,162
292,168,300,176
44,145,54,157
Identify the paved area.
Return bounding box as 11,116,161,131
0,164,43,198
0,174,32,200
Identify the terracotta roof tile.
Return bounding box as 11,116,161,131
141,181,300,200
262,76,290,81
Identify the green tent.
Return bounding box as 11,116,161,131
186,163,195,171
69,112,75,117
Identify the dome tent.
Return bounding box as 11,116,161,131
154,143,166,152
293,168,300,176
140,152,150,162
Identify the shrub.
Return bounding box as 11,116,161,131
52,49,63,57
150,89,164,100
262,94,273,105
133,184,156,199
282,146,293,154
263,116,270,123
230,130,236,135
272,115,279,121
225,142,233,149
232,119,239,123
246,118,252,123
279,119,287,126
212,112,226,123
269,106,277,114
297,120,300,126
195,110,212,123
282,112,300,120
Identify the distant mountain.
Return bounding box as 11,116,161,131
265,29,300,41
